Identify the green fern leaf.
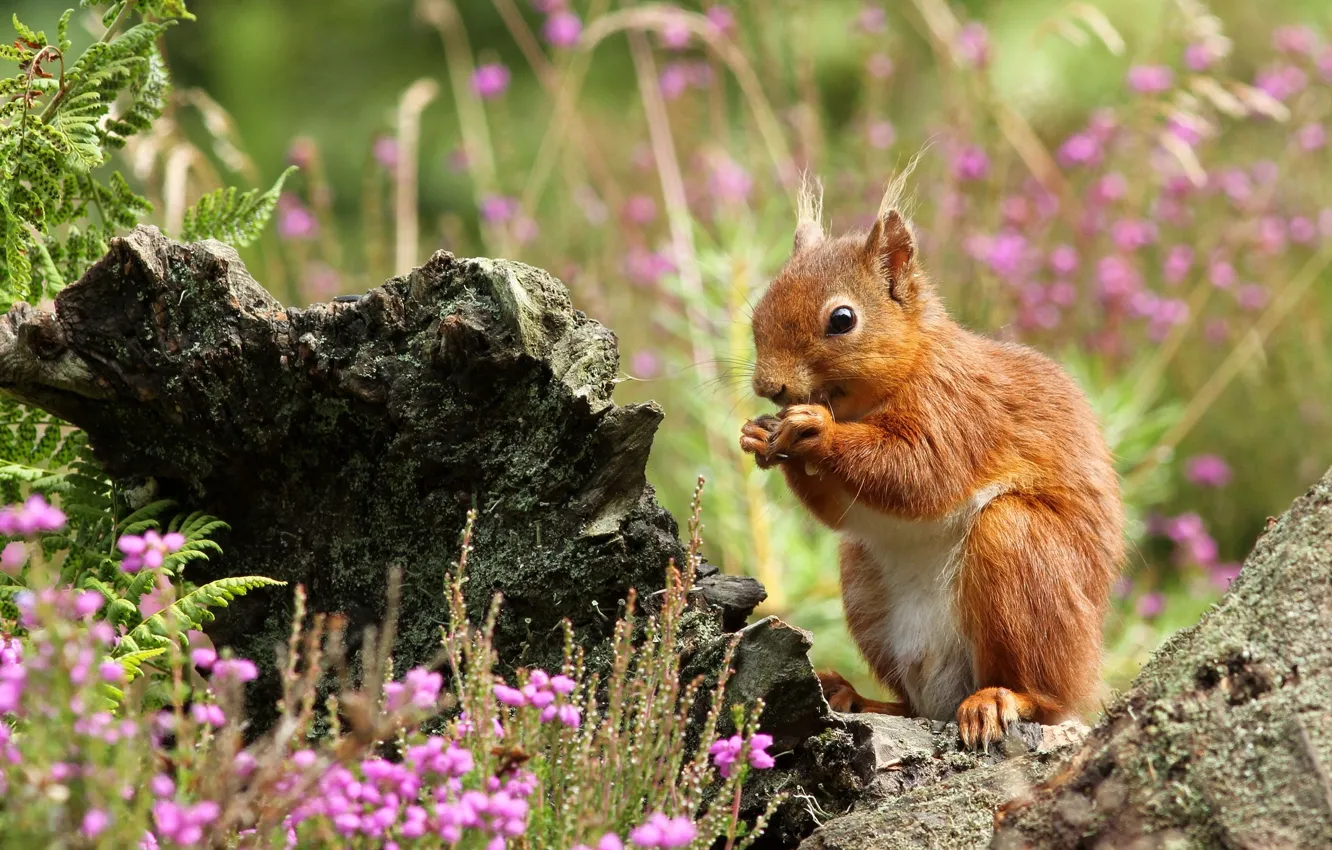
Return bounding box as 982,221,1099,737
181,166,296,247
127,576,285,648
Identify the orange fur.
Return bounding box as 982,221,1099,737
739,185,1124,747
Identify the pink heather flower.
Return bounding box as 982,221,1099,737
1110,219,1157,252
151,774,175,798
1290,216,1317,244
212,658,258,683
868,120,896,150
1135,592,1165,619
659,63,689,100
405,667,443,708
191,702,226,727
1273,25,1319,56
117,529,186,573
748,732,776,769
191,647,217,670
1126,65,1173,94
1093,173,1126,203
1,541,25,573
1210,563,1242,590
858,6,887,34
1208,260,1236,290
660,15,690,49
234,751,257,778
1165,117,1204,147
710,734,743,777
1096,256,1141,301
74,590,103,617
0,494,67,535
372,136,399,170
1257,216,1286,255
494,684,527,707
479,195,519,224
707,156,752,205
1185,454,1231,487
1237,284,1268,311
630,813,697,849
1255,64,1308,101
1297,123,1326,152
955,22,990,68
82,809,110,839
557,703,581,727
1184,43,1217,71
705,6,735,36
867,52,894,79
598,835,625,850
951,145,989,181
986,232,1028,279
550,674,576,694
277,196,317,241
1057,132,1101,168
622,195,657,225
625,248,677,288
543,11,583,47
630,350,661,379
99,659,124,683
472,64,511,99
1163,245,1194,285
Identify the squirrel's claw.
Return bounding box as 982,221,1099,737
740,416,782,468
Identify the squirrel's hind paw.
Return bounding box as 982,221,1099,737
817,670,908,715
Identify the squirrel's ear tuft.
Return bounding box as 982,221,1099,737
793,173,825,255
865,209,917,302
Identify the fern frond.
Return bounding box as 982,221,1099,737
181,165,296,247
127,576,286,649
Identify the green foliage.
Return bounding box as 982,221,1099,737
122,574,285,655
0,394,277,694
181,165,296,246
0,2,284,307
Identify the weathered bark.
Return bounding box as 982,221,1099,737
0,226,691,724
992,467,1332,848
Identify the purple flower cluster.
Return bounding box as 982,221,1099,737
385,666,444,712
493,668,581,727
283,733,534,846
536,1,582,48
117,529,186,573
0,494,66,536
629,812,697,848
472,63,511,99
708,732,775,777
151,799,220,845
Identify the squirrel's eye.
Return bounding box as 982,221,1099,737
826,306,857,335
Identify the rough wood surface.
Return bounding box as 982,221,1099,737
0,226,687,725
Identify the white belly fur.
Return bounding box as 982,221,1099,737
838,485,1004,720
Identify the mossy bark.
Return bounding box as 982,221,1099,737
0,226,686,726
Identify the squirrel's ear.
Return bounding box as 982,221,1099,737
793,173,825,255
864,209,917,302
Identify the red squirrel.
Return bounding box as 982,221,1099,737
740,177,1124,748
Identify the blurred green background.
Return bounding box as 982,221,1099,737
12,0,1332,707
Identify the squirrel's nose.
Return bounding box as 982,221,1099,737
753,378,787,403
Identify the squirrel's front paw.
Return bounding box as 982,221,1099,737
740,415,782,469
770,404,832,463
